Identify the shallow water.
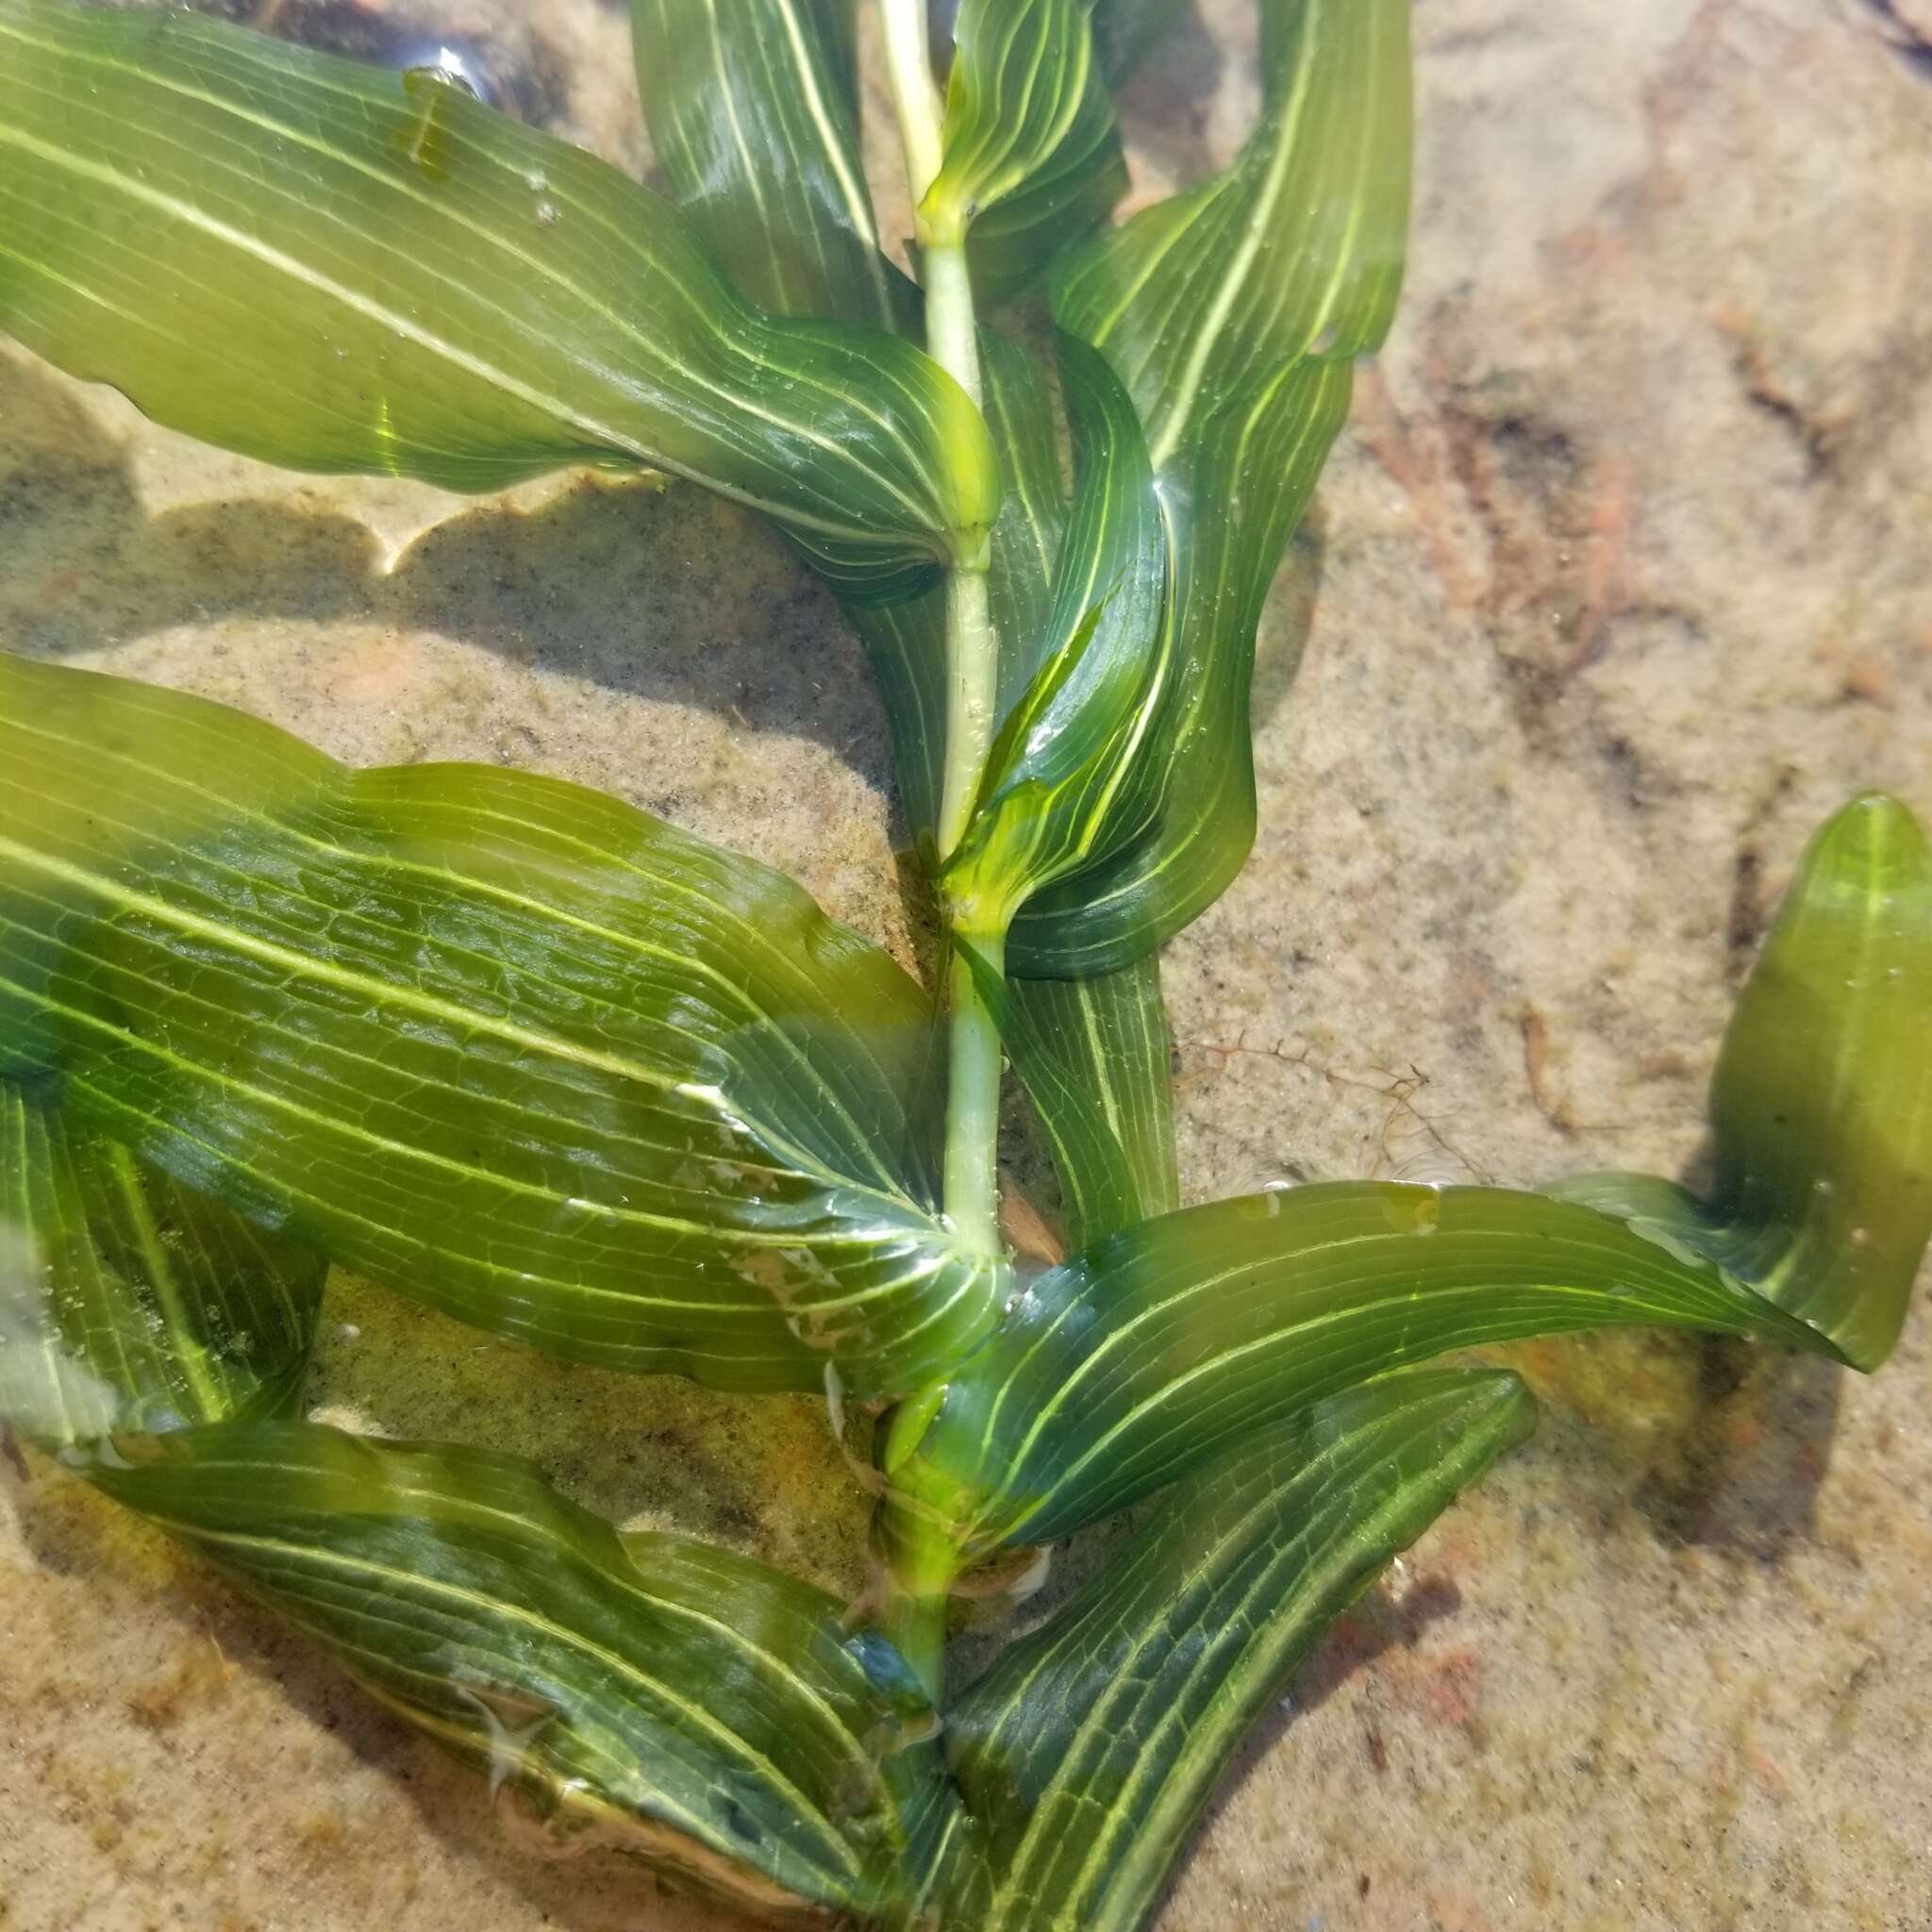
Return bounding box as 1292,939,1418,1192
1,0,1928,1927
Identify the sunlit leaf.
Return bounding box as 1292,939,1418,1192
1052,0,1409,464
888,1180,1866,1559
0,0,995,597
0,1076,325,1449
965,950,1179,1249
944,1372,1534,1932
943,335,1170,935
629,0,912,333
926,0,1127,294
0,656,1003,1398
1012,0,1409,968
89,1421,966,1922
1551,791,1932,1373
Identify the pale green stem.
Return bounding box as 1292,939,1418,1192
874,0,1008,1705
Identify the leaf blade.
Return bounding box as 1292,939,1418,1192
927,0,1128,294
0,656,1001,1397
965,950,1179,1248
944,334,1170,934
0,0,994,595
1551,791,1932,1372
89,1421,960,1922
945,1372,1534,1932
891,1178,1854,1556
1,1077,325,1447
1012,0,1409,968
629,0,910,332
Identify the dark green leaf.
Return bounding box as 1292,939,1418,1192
944,1372,1534,1932
1052,0,1409,464
1551,792,1932,1372
889,1181,1856,1557
943,335,1169,934
0,1076,325,1448
1014,0,1409,967
966,951,1179,1248
89,1421,965,1923
0,655,1002,1398
629,0,913,333
927,0,1127,295
0,0,995,597
1008,358,1351,971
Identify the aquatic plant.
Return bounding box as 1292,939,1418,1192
0,0,1924,1924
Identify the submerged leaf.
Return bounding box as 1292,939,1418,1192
944,1373,1534,1932
887,1180,1851,1559
91,1422,964,1923
0,657,1002,1397
0,1077,325,1448
1008,357,1351,971
943,336,1170,935
0,0,994,596
1053,0,1409,464
1551,792,1932,1372
630,0,911,333
1015,0,1409,968
965,950,1179,1248
926,0,1127,294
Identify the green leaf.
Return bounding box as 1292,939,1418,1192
891,791,1932,1551
1008,357,1351,971
88,1420,966,1923
966,951,1180,1248
1052,0,1410,466
943,335,1170,935
0,0,995,597
943,1372,1535,1932
888,1181,1858,1558
1011,0,1410,969
926,0,1128,294
0,655,1003,1398
1,1076,325,1449
1551,792,1932,1373
629,0,912,334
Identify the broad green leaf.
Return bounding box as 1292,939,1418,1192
1052,0,1410,466
88,1421,965,1923
629,0,912,334
0,656,1002,1398
925,0,1127,294
967,951,1180,1249
1083,0,1188,84
1008,357,1351,971
943,1371,1534,1932
1,1076,325,1449
886,1181,1858,1559
943,336,1170,935
0,0,995,597
1011,0,1410,968
1551,792,1932,1373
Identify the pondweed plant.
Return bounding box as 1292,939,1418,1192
0,0,1925,1924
